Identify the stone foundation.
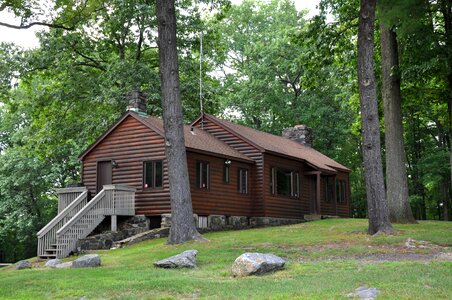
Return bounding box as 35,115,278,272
161,214,304,232
76,215,149,252
161,213,198,228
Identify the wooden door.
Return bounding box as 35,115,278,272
97,161,112,192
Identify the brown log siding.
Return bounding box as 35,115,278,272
187,152,253,216
82,115,171,215
263,153,308,218
82,114,350,219
319,173,350,217
193,118,264,216
83,115,255,217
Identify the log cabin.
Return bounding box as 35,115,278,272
37,92,350,258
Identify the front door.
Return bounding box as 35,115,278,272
97,161,112,192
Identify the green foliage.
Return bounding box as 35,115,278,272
0,147,57,262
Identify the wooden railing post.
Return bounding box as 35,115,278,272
56,187,88,213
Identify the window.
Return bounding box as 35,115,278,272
325,177,334,203
271,167,300,197
223,165,230,183
238,168,248,194
143,161,163,189
336,180,347,204
196,161,210,189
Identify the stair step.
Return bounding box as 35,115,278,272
39,255,57,259
45,248,57,253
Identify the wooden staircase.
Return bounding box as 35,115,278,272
40,244,57,259
37,185,135,259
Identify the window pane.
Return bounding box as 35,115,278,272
270,168,275,194
238,169,248,193
293,172,299,197
242,169,248,193
197,161,209,189
223,165,229,183
276,169,291,196
155,161,163,187
202,163,209,188
196,162,201,187
144,162,153,189
336,181,341,203
342,181,346,203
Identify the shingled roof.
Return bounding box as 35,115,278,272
135,113,253,163
200,114,350,173
79,111,253,163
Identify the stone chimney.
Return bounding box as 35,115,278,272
282,125,313,147
127,91,147,114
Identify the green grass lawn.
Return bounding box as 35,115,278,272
1,219,451,299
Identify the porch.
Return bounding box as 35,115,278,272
37,185,135,259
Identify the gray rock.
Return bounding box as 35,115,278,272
113,227,169,248
436,252,452,261
13,260,32,270
153,250,198,268
44,259,63,268
72,254,101,268
208,215,226,230
55,261,73,269
354,286,380,300
231,253,285,277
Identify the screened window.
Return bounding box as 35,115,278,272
336,180,347,204
143,161,163,189
223,165,230,183
325,177,334,203
196,161,210,189
238,168,248,194
271,167,300,197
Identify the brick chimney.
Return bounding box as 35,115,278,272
282,125,313,147
127,91,147,114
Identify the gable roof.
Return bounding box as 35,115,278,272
79,111,253,163
195,114,350,173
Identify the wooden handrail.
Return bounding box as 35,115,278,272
55,187,87,194
103,184,136,192
56,190,106,238
37,191,88,238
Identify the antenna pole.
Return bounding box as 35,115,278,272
199,31,204,129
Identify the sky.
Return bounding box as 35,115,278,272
0,0,320,49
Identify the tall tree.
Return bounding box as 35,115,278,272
156,0,203,243
380,24,416,223
357,0,393,234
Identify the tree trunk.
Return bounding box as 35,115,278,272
156,0,203,243
440,0,452,221
357,0,393,234
380,24,417,223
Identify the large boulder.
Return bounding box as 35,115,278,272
72,254,101,268
55,261,73,269
153,250,198,268
44,259,63,268
13,260,32,270
231,253,285,277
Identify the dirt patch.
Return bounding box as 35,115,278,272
297,252,452,263
296,238,452,263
